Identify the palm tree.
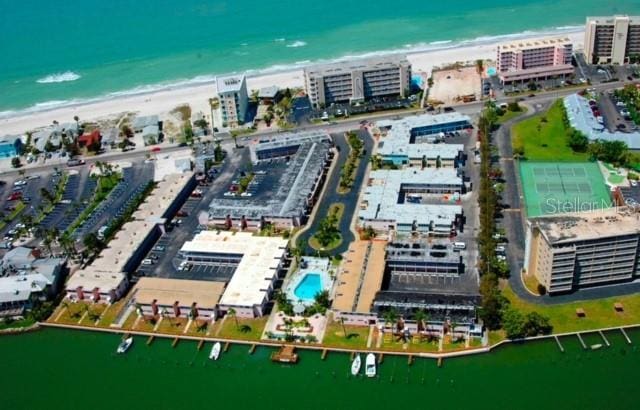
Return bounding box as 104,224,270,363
414,309,428,337
208,97,220,136
59,233,77,258
227,308,238,329
383,308,399,337
73,115,80,129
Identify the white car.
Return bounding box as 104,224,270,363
141,259,154,265
13,180,27,186
631,181,638,187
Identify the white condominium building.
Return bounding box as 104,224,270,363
584,15,640,65
496,36,573,84
216,74,249,128
304,56,411,108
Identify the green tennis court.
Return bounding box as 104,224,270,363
519,162,612,217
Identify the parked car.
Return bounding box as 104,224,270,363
13,180,27,187
67,158,85,166
7,192,22,201
153,245,166,252
141,259,154,266
176,210,188,217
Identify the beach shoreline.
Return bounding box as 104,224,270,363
0,28,584,136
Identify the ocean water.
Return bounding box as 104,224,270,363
1,327,640,409
1,0,639,117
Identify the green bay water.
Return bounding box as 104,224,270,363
0,328,639,409
2,0,640,115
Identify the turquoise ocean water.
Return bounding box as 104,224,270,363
1,0,639,116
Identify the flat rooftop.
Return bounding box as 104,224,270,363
332,241,385,313
519,162,611,218
133,277,226,309
209,132,331,221
359,168,462,229
531,206,640,244
497,36,571,52
180,231,288,309
305,55,409,77
249,130,331,163
216,74,246,94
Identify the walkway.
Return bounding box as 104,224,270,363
297,129,373,256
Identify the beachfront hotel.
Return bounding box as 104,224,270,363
304,56,411,108
584,15,640,65
524,207,640,294
375,113,469,167
358,168,464,236
496,36,574,84
178,231,289,318
216,74,249,128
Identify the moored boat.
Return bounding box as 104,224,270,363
117,337,133,354
590,344,603,350
210,342,221,360
351,354,361,375
365,353,376,378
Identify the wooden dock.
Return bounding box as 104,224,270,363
271,345,298,364
437,357,443,368
321,349,328,360
146,335,155,346
620,328,632,344
554,336,565,353
172,337,179,348
598,331,610,347
224,342,230,352
197,339,204,350
377,353,384,364
249,344,257,354
576,333,587,349
408,355,414,366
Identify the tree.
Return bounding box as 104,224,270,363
194,118,208,130
40,188,55,205
475,59,484,75
507,101,521,112
121,125,134,139
82,232,103,257
73,115,80,128
523,312,552,336
382,308,399,335
11,157,21,168
227,308,238,329
214,142,224,162
414,309,428,335
502,308,526,339
567,130,589,152
313,290,331,310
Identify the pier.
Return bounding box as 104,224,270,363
249,344,257,354
197,339,204,350
146,335,155,346
408,355,414,366
620,328,632,344
554,336,564,353
224,342,230,352
321,349,328,360
576,333,587,349
598,331,610,347
271,345,298,363
172,337,179,348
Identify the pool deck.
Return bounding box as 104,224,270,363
285,257,333,305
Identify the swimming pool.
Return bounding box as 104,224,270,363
486,67,497,76
293,273,322,301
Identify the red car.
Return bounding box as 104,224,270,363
176,210,188,217
7,192,22,201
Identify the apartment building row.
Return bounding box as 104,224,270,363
304,56,412,108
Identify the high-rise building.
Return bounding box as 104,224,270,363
496,36,574,84
304,56,411,108
216,74,248,128
525,208,640,294
584,15,640,65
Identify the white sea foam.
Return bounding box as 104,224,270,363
2,25,585,120
286,40,307,48
274,38,286,42
36,71,81,84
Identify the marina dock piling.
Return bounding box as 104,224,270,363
197,339,204,350
620,328,632,344
408,355,414,366
598,331,610,347
146,335,155,346
321,349,328,360
554,336,565,353
576,333,587,349
224,342,230,352
249,344,257,354
377,353,384,364
437,357,443,368
172,337,179,348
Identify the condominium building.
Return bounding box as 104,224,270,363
584,16,640,65
304,56,411,108
525,207,640,294
496,37,574,84
216,74,249,128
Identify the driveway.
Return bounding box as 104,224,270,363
296,128,373,255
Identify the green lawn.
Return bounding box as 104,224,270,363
217,317,268,341
502,282,640,334
512,100,589,161
321,320,369,349
497,106,528,124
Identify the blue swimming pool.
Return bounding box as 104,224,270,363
293,273,322,301
487,67,497,76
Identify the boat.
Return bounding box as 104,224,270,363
117,337,133,354
365,353,376,378
590,343,603,350
351,354,361,376
209,342,221,360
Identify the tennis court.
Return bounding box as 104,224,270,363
519,162,612,217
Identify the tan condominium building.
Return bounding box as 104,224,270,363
525,207,640,295
584,15,640,65
304,56,411,108
496,36,574,84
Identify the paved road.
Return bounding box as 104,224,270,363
296,129,373,255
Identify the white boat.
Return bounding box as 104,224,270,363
590,343,603,350
365,353,376,378
351,354,361,376
117,337,133,354
209,342,221,360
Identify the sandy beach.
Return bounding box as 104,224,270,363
0,31,584,136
